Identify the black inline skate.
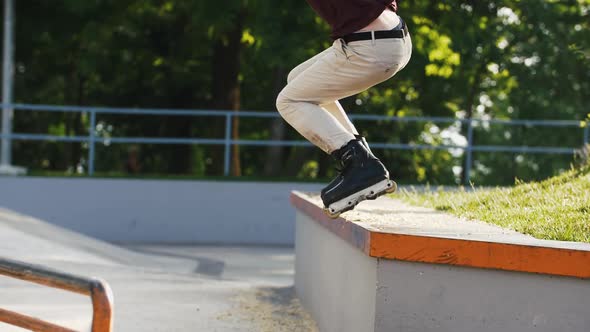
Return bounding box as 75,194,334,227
321,137,397,218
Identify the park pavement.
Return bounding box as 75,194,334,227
0,207,317,332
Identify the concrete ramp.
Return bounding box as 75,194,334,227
0,207,311,332
0,207,139,267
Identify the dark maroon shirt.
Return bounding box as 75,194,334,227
306,0,398,39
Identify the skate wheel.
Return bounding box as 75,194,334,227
385,181,398,194
323,207,341,219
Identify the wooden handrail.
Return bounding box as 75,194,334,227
0,257,114,332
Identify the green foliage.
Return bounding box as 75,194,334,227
7,0,590,184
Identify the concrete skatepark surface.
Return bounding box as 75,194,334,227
0,207,317,332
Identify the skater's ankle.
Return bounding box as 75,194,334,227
354,134,375,156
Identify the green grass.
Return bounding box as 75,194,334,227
396,164,590,243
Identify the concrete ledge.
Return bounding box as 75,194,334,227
291,191,590,278
291,191,590,332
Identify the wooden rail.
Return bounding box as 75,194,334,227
0,257,113,331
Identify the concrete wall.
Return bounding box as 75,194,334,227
0,177,323,245
294,209,590,332
375,260,590,332
295,212,377,332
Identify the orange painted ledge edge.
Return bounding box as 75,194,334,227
290,191,590,279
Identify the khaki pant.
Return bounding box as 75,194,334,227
276,27,412,154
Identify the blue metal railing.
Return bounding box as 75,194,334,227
1,103,588,182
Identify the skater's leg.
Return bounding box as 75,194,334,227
286,47,332,83
277,33,411,214
319,34,413,140
276,95,355,153
290,60,359,136
285,50,360,146
321,101,359,136
276,39,401,153
284,40,411,140
278,50,359,152
276,47,359,153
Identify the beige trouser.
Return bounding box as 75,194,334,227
276,28,412,154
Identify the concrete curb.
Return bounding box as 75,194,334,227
291,191,590,279
291,191,590,332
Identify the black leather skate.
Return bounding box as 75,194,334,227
321,138,397,218
355,134,374,156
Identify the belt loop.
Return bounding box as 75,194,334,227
339,38,348,57
371,30,376,46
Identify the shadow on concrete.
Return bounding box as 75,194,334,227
127,247,225,277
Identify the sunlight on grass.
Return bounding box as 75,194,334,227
396,165,590,243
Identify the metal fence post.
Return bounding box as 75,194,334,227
88,110,96,176
224,114,232,176
1,0,15,167
464,119,474,184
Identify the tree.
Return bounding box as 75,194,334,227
7,0,589,185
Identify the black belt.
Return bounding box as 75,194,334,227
342,19,408,44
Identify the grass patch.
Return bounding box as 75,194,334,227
396,165,590,243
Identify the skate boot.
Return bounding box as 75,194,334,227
355,134,374,156
321,139,397,218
